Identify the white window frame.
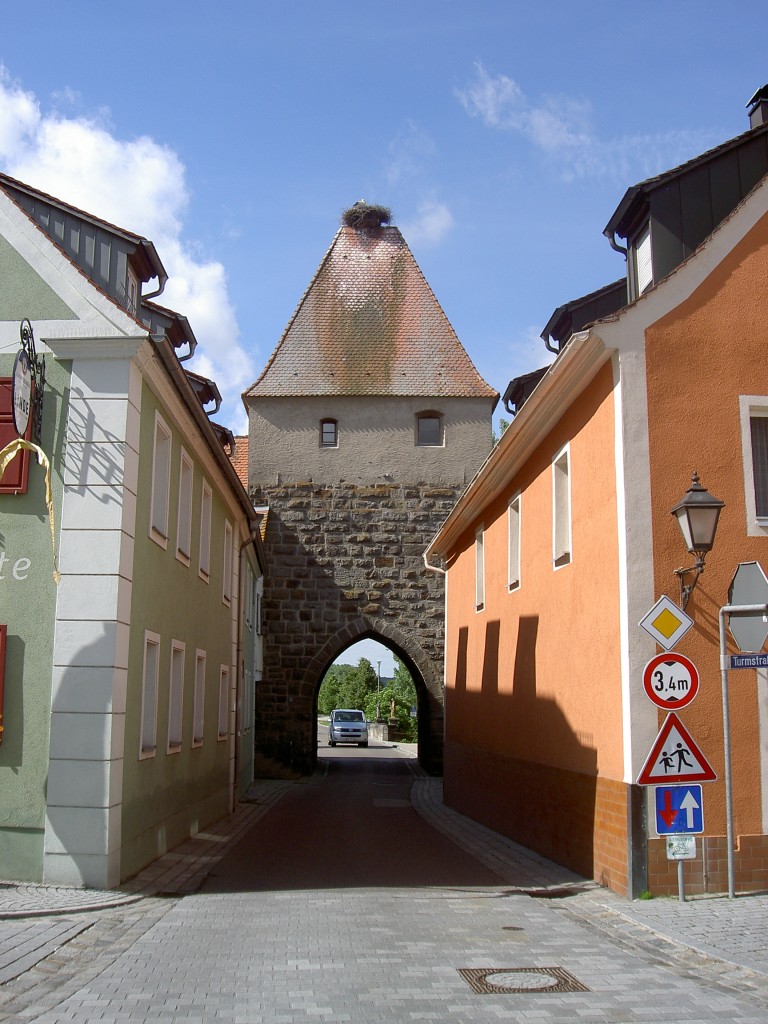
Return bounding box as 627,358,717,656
552,444,572,569
508,493,521,592
149,413,172,548
222,520,233,606
167,640,185,753
218,665,230,740
140,630,161,758
739,396,768,537
192,649,206,747
475,525,485,611
176,448,194,565
199,480,212,581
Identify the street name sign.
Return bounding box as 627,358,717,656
642,652,699,710
730,653,768,669
639,596,693,651
637,712,717,785
654,784,704,834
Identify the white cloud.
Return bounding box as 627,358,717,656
385,120,436,185
400,199,454,247
456,62,715,183
0,65,253,431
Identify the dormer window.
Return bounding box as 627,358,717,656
125,268,139,315
416,411,443,447
320,418,338,448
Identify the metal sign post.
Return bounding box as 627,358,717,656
718,601,768,899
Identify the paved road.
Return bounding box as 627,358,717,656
3,752,768,1023
202,751,503,892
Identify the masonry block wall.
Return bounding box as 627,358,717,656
251,481,463,776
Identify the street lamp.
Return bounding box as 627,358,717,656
671,471,725,609
376,660,381,721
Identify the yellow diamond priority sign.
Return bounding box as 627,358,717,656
639,596,694,651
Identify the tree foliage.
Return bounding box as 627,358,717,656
317,654,418,740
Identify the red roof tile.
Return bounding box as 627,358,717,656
229,435,249,489
245,226,497,401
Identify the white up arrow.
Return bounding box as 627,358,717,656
680,789,700,829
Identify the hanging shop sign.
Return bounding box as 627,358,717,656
11,348,31,437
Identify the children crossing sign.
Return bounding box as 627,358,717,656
637,712,716,785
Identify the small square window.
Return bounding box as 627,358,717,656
320,419,338,447
417,414,442,447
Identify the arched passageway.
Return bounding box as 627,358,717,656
252,612,444,778
311,626,441,770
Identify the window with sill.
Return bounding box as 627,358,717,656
167,641,185,752
140,631,160,758
176,448,193,564
199,481,212,579
192,650,206,747
150,413,172,547
740,397,768,535
552,445,571,568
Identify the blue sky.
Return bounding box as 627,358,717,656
1,1,765,674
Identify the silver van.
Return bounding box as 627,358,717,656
328,709,368,747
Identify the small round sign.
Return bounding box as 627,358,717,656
642,652,700,710
12,348,32,437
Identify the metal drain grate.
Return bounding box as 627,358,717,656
459,967,589,994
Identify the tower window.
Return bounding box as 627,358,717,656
416,412,443,447
320,419,338,447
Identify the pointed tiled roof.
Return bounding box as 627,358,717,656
245,225,497,401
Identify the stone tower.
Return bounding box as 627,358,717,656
245,203,497,775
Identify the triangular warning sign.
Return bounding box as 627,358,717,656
637,712,717,786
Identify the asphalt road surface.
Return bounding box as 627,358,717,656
201,741,502,892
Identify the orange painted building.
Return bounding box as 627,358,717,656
427,92,768,897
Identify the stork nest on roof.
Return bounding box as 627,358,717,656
341,202,393,228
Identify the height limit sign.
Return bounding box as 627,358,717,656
642,652,699,710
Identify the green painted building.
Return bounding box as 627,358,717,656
0,173,264,888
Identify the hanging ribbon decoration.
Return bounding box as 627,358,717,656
0,438,60,585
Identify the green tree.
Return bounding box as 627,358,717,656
317,663,355,714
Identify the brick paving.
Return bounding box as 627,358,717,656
1,749,768,1022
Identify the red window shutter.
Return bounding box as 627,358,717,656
0,377,31,494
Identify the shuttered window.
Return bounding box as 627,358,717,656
475,525,485,610
0,378,31,494
635,225,653,295
508,495,521,591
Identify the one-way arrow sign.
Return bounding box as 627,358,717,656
637,713,717,785
655,784,704,834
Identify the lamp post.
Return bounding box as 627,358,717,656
376,660,381,722
671,471,724,609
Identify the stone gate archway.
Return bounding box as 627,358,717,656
250,482,461,779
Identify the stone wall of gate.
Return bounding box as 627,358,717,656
251,480,463,776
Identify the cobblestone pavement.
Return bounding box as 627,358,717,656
1,747,767,1022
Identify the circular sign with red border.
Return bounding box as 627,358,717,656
642,652,700,710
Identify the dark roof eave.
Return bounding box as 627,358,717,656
603,120,768,240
